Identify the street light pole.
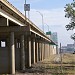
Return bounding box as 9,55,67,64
36,11,44,33
44,23,49,32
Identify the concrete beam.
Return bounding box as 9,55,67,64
0,26,30,33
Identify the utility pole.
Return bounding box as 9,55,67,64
60,43,63,73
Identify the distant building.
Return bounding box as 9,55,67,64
61,46,68,53
46,31,58,45
61,43,75,53
51,32,58,45
46,31,59,54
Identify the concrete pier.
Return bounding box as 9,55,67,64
10,32,15,74
28,37,31,67
20,35,25,70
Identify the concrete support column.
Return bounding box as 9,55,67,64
33,39,35,64
38,41,40,61
41,43,44,61
28,37,31,67
7,18,9,26
46,44,48,58
46,43,48,59
41,42,42,61
15,39,17,49
44,43,46,59
20,35,25,70
50,45,53,55
36,41,38,62
43,43,45,59
38,42,41,61
43,43,44,60
10,32,15,74
49,45,51,55
49,44,50,57
49,44,51,56
48,44,49,58
45,43,47,59
40,42,42,61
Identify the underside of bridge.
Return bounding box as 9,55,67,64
0,0,57,74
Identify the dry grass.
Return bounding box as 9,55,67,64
34,53,75,74
16,53,75,75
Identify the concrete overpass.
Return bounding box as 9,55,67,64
0,0,56,74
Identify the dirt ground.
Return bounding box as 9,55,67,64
16,53,75,75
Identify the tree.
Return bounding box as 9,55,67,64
65,0,75,31
65,0,75,40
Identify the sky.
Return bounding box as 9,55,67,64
8,0,74,47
